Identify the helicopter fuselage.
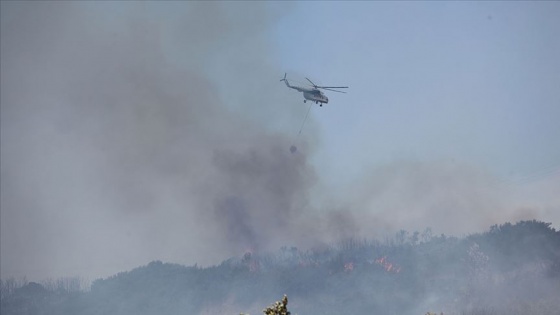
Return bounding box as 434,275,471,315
303,90,328,104
283,80,329,105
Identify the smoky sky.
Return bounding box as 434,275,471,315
1,2,558,282
0,2,314,280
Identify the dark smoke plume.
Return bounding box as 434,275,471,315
0,2,314,280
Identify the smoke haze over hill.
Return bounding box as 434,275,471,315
2,220,559,315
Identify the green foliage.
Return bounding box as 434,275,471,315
469,220,560,271
262,295,290,315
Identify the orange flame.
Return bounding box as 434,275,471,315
374,256,401,273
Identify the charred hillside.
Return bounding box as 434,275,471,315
1,220,559,315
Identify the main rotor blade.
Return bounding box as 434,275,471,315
317,86,348,89
305,77,317,87
322,88,347,93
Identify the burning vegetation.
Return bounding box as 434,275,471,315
374,256,402,273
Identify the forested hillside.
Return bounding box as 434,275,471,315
2,220,559,315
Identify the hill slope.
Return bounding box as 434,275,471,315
2,220,559,315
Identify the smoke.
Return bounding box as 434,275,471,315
1,1,558,283
337,159,559,239
0,2,313,280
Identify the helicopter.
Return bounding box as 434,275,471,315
280,73,348,106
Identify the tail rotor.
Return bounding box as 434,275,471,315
280,73,290,87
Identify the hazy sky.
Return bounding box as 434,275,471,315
1,1,559,282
